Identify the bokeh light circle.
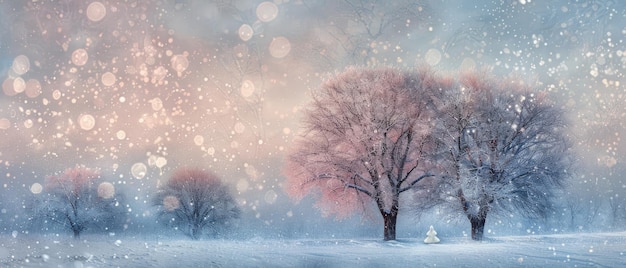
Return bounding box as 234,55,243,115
151,98,163,111
72,49,89,66
2,78,18,96
155,157,167,168
238,24,254,41
256,2,279,22
86,2,107,22
269,36,291,58
12,77,25,93
240,80,255,97
97,182,115,199
193,135,204,146
101,72,116,86
78,114,96,130
116,130,126,140
171,54,189,73
30,183,43,194
425,48,442,66
131,162,147,179
12,55,30,75
237,179,249,193
264,190,278,204
234,122,246,134
24,79,42,98
0,118,10,130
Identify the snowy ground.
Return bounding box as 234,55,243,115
1,232,624,267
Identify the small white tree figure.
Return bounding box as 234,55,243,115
424,225,440,244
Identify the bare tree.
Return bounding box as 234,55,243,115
283,67,445,240
431,73,572,240
607,193,626,229
299,0,429,67
154,167,240,240
563,191,603,231
37,166,125,238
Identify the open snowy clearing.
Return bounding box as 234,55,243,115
1,232,624,267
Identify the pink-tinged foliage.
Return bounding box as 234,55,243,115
45,166,100,194
167,167,222,190
37,166,125,238
154,167,240,240
284,66,447,240
97,182,115,199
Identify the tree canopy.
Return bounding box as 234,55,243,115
284,66,446,240
154,167,240,240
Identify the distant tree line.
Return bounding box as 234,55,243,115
24,166,240,240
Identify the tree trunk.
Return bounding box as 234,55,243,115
72,228,81,239
459,190,489,241
69,220,82,239
469,215,486,241
382,211,398,241
191,224,201,240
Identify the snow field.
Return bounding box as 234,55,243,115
0,232,624,267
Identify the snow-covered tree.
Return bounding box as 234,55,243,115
608,193,626,229
423,225,440,244
36,166,126,238
284,67,445,240
431,72,572,240
154,167,240,240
